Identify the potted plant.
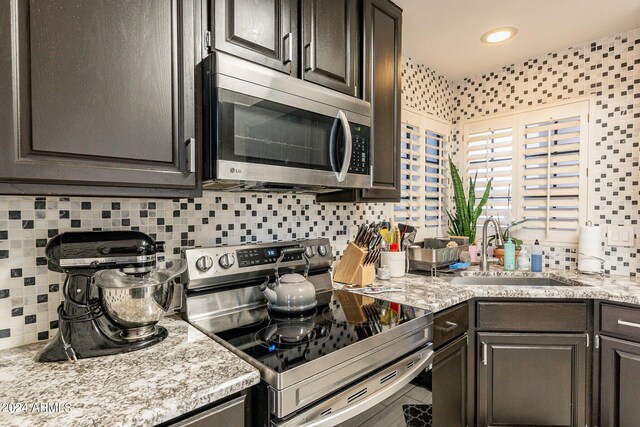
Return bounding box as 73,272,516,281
488,222,525,265
445,156,492,262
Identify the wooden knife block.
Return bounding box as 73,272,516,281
333,242,376,287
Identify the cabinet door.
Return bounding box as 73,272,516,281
433,334,467,427
213,0,296,75
301,0,358,95
477,333,587,427
315,0,402,204
600,336,640,427
360,0,401,199
0,0,199,194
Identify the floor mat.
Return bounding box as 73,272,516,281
402,404,432,427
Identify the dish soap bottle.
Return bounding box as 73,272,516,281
531,239,543,272
503,237,516,271
517,245,530,271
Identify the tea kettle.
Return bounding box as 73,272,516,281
259,247,317,313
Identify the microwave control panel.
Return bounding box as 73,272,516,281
348,124,370,175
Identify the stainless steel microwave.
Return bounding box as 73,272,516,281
202,52,372,192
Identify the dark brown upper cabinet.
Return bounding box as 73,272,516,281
300,0,358,96
317,0,402,203
0,0,202,197
213,0,297,75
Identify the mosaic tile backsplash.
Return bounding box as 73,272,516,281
0,194,387,349
402,56,454,121
450,27,640,277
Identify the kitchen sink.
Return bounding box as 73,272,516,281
442,276,573,287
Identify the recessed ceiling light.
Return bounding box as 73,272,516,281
481,27,518,44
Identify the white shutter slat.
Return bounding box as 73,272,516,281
524,120,580,135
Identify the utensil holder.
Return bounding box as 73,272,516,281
333,242,375,287
353,264,376,287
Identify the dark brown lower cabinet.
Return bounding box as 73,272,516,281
433,334,467,427
477,333,587,427
599,336,640,427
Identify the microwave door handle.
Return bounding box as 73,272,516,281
336,110,352,183
329,115,340,175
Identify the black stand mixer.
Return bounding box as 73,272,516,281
35,231,185,362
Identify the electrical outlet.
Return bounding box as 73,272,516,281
607,225,635,247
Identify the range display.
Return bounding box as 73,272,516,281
237,245,303,268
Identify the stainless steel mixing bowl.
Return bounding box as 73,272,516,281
94,259,186,340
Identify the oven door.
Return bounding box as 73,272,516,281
273,344,434,427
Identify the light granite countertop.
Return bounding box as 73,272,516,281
336,268,640,313
0,316,260,427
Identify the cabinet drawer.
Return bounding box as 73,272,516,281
477,301,588,331
601,303,640,342
434,302,469,348
168,395,245,427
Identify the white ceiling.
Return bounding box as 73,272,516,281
394,0,640,81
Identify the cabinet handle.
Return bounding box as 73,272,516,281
482,342,488,365
618,319,640,329
435,321,458,333
304,42,314,71
282,32,292,64
184,138,195,174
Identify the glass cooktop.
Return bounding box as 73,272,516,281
192,289,430,374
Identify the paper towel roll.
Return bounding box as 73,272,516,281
578,225,603,273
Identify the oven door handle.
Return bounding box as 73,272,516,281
297,348,434,427
334,110,352,183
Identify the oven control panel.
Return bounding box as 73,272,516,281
237,245,302,268
182,238,334,290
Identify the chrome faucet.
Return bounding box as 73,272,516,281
480,218,504,271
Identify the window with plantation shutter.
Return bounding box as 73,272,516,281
462,100,590,245
463,116,516,225
517,102,589,243
394,109,450,236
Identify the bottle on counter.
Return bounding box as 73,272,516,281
503,237,516,271
531,239,543,272
517,245,530,271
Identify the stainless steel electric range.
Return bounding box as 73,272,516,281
181,239,434,427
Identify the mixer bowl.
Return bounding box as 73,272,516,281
94,259,186,340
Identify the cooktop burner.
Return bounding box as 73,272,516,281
192,289,429,374
254,322,330,349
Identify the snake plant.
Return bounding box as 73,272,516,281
445,155,492,245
